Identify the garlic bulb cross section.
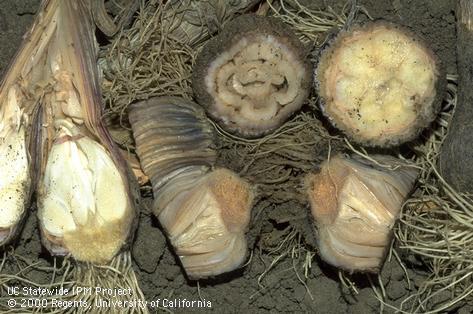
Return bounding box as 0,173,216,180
316,22,442,146
207,36,302,123
193,15,312,138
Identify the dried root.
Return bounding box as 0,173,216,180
392,75,473,313
0,250,148,314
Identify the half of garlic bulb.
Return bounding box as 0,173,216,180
0,0,60,246
305,154,418,272
32,0,137,263
129,96,255,279
0,87,32,246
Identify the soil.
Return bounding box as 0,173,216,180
0,1,459,313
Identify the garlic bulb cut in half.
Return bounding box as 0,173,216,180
316,22,443,146
0,87,32,246
193,14,312,138
129,96,255,279
305,154,418,272
38,119,133,263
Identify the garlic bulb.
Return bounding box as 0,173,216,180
192,14,312,138
315,22,443,146
129,96,254,279
0,0,140,263
305,154,418,272
0,0,59,246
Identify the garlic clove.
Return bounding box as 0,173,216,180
306,154,418,273
38,119,133,263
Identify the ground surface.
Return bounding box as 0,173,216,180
0,1,459,313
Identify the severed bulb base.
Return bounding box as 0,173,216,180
129,96,255,279
305,154,418,272
159,169,254,279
